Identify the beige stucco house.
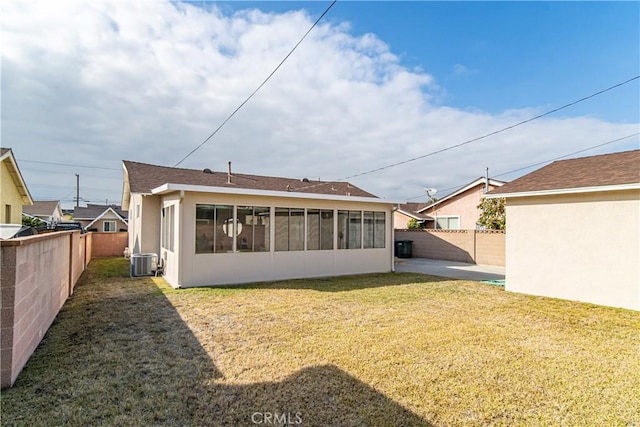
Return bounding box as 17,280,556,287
415,177,505,229
0,148,33,224
73,204,128,232
122,161,396,288
487,150,639,311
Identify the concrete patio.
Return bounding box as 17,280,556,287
395,257,505,282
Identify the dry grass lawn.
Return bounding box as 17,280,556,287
1,258,639,426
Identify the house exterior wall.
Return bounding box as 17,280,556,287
160,193,181,287
423,184,499,230
84,211,128,232
393,211,413,230
1,160,24,224
505,190,640,310
157,191,393,288
128,194,160,255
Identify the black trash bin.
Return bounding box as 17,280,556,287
396,240,413,258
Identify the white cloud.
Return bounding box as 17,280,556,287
2,1,638,207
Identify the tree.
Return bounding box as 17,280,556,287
22,215,45,227
407,218,423,230
477,197,506,230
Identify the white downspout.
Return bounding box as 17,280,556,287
391,206,397,272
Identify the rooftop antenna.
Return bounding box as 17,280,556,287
426,188,437,203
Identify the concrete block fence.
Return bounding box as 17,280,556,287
1,231,127,387
395,229,505,267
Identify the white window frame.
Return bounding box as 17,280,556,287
103,220,117,232
434,215,460,230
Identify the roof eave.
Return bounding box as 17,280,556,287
121,163,131,211
1,150,34,205
486,183,640,199
396,209,434,221
150,183,400,205
417,178,505,213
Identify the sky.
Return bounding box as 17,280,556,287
2,1,639,209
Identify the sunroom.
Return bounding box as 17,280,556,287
123,160,396,289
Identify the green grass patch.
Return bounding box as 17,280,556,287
1,258,639,426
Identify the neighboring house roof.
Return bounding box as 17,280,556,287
122,160,380,209
487,150,640,198
396,203,433,221
22,200,61,217
1,147,33,205
83,206,128,230
73,204,128,220
417,177,505,213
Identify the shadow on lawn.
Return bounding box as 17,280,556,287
212,272,450,293
1,259,430,426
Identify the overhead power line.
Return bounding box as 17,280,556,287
18,159,120,171
341,75,640,181
173,0,337,167
405,132,640,201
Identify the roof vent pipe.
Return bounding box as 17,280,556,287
484,167,489,193
227,161,232,184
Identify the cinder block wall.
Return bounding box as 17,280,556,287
91,232,128,258
475,231,505,266
395,229,505,266
1,233,73,387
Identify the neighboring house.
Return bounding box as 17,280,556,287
394,202,432,229
417,177,505,229
0,148,33,224
61,209,74,221
122,160,396,288
486,150,639,311
22,200,63,225
73,204,128,232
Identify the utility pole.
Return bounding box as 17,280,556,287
75,173,80,208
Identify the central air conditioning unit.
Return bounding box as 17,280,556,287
130,253,158,277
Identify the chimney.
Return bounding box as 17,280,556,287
227,161,232,184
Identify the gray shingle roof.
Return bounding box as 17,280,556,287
489,150,640,195
73,204,128,220
123,160,378,198
397,203,432,220
22,200,60,216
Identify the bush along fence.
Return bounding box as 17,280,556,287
1,231,127,388
395,229,505,267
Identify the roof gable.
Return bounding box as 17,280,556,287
417,177,505,213
488,150,640,197
84,206,128,230
122,160,378,200
1,148,33,205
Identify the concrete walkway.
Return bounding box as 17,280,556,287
395,257,505,282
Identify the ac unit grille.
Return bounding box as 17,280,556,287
130,253,157,277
